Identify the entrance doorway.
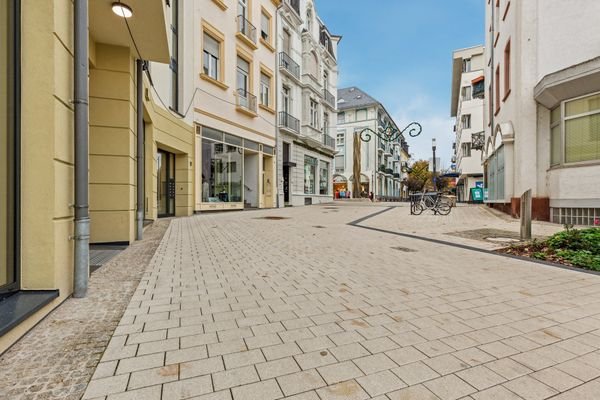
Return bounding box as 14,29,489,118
157,150,176,217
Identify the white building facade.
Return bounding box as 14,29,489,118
276,0,340,207
484,0,600,225
335,87,411,200
450,46,485,202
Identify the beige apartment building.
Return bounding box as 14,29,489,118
0,0,194,354
194,0,280,211
450,45,485,202
484,0,600,224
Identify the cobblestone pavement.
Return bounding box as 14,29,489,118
0,220,171,400
81,204,600,400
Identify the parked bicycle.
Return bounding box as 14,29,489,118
411,192,452,215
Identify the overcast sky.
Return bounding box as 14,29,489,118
317,0,485,169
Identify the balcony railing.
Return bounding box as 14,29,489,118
279,111,300,133
385,168,394,175
279,52,300,80
323,134,335,149
323,88,335,107
393,173,401,179
378,165,386,173
236,88,257,114
237,15,257,44
284,0,300,15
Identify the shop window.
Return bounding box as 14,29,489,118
319,162,329,195
201,138,244,203
304,156,317,194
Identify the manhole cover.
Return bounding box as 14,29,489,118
391,246,417,253
485,237,521,243
254,216,290,220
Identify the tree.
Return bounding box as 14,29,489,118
406,160,430,192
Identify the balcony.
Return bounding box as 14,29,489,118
378,164,386,173
393,173,401,179
235,88,257,116
284,0,300,15
385,168,394,175
378,141,385,152
279,52,300,81
236,15,257,49
323,88,336,108
279,111,300,134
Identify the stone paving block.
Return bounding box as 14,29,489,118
179,356,224,380
207,339,247,357
549,380,600,400
392,361,440,385
297,335,335,353
456,365,506,390
223,349,266,370
386,346,428,366
127,330,167,345
356,370,407,397
256,357,301,380
116,353,165,375
295,349,337,370
502,375,558,400
361,337,399,354
137,337,180,356
251,322,286,336
165,345,207,365
128,364,179,390
424,353,470,376
389,331,428,347
316,380,370,400
531,367,583,392
187,390,233,400
245,333,282,349
470,385,522,400
415,340,456,357
180,332,219,349
262,342,303,361
217,327,254,343
424,374,477,400
386,384,441,400
83,374,129,399
162,375,213,399
92,361,118,380
106,385,162,400
317,361,364,385
212,365,260,391
310,323,344,337
279,327,315,343
330,343,371,362
328,331,364,346
353,353,398,375
453,347,496,367
231,379,283,400
276,369,326,396
555,358,600,382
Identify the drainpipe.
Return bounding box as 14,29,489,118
136,60,145,240
274,3,283,208
73,0,89,298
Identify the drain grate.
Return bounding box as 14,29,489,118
90,245,126,273
254,216,290,220
313,225,327,229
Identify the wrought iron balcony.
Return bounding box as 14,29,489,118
385,168,394,175
284,0,300,15
378,164,386,173
236,88,257,115
323,88,335,107
393,173,401,179
237,15,257,45
278,111,299,133
471,132,485,150
279,52,300,80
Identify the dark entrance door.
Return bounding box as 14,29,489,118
283,166,290,203
157,150,176,217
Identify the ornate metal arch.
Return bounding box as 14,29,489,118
358,121,422,143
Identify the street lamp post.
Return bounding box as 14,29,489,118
432,138,437,191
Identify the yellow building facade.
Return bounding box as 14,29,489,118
194,0,280,211
0,0,194,354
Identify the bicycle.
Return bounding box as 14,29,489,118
412,192,452,215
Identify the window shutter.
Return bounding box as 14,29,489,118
204,34,219,57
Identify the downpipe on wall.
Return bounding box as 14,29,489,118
73,0,90,298
136,60,145,240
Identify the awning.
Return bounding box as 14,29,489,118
471,76,485,84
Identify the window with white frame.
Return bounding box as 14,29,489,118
551,92,600,165
461,114,471,129
462,86,472,101
203,33,220,80
310,100,318,128
260,72,270,107
337,111,345,124
462,58,472,73
356,108,367,121
260,11,270,42
336,131,345,147
461,142,472,157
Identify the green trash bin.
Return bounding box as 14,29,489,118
470,187,484,203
